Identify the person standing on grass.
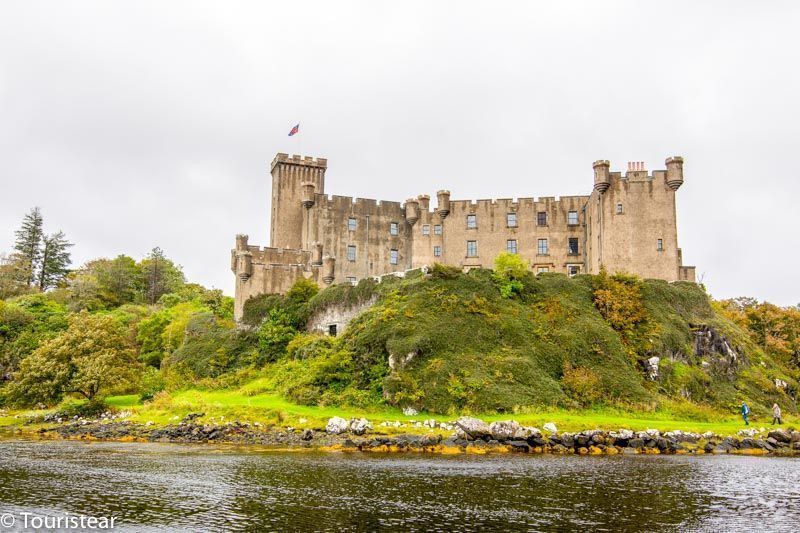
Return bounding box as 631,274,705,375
741,401,751,425
772,403,782,425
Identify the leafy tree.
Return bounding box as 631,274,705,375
493,252,529,298
38,231,73,291
95,255,141,306
745,302,800,362
6,312,139,406
256,308,297,364
12,207,44,287
140,247,185,304
0,253,31,300
68,256,141,310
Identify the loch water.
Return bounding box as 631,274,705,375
0,440,798,532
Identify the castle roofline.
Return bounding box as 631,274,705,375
271,153,328,171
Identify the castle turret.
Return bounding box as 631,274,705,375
301,182,316,208
322,255,336,284
417,194,430,211
404,198,420,226
436,190,451,218
232,234,253,281
593,160,611,193
665,156,684,191
270,153,327,249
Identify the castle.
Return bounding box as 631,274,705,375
231,153,695,320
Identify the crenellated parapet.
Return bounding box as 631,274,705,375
271,153,328,171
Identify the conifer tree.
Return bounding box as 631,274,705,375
140,247,185,304
12,207,44,287
38,231,73,290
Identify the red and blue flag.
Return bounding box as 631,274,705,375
288,124,300,136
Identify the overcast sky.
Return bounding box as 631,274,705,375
1,1,799,305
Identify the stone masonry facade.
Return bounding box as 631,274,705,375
231,153,695,320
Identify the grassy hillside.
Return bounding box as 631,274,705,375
252,263,798,419
1,252,798,429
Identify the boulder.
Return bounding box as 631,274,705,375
402,407,419,416
559,434,575,448
489,420,521,441
349,418,372,436
454,417,492,441
326,416,349,435
181,412,205,424
513,426,542,440
506,440,530,453
543,422,558,434
301,429,314,441
768,429,791,443
646,356,660,380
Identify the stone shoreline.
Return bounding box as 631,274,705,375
4,415,799,456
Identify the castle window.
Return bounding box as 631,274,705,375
507,239,517,254
348,217,357,231
433,245,441,257
390,249,398,265
434,224,442,235
537,266,549,274
657,239,663,251
390,222,399,236
328,324,337,336
537,212,547,226
568,238,579,255
466,240,478,257
422,225,430,235
467,214,477,229
616,203,623,214
568,211,578,225
568,265,581,277
347,245,356,262
346,276,357,285
537,238,548,255
507,213,517,228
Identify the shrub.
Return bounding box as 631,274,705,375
492,252,529,298
256,309,297,364
139,367,166,402
561,363,601,406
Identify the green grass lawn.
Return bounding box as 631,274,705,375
2,384,794,437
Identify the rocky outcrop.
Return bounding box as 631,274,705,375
693,325,740,376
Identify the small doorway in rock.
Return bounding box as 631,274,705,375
328,324,337,337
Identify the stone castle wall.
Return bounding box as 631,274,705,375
231,153,696,320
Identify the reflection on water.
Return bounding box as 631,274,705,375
0,441,798,532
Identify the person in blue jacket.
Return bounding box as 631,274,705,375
741,401,751,425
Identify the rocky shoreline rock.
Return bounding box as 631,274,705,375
6,415,799,456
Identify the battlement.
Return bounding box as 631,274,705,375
313,193,403,211
243,245,312,266
447,195,590,209
271,153,328,171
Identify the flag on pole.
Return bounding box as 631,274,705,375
288,123,300,136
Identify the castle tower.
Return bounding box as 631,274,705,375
269,154,327,250
585,157,693,281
